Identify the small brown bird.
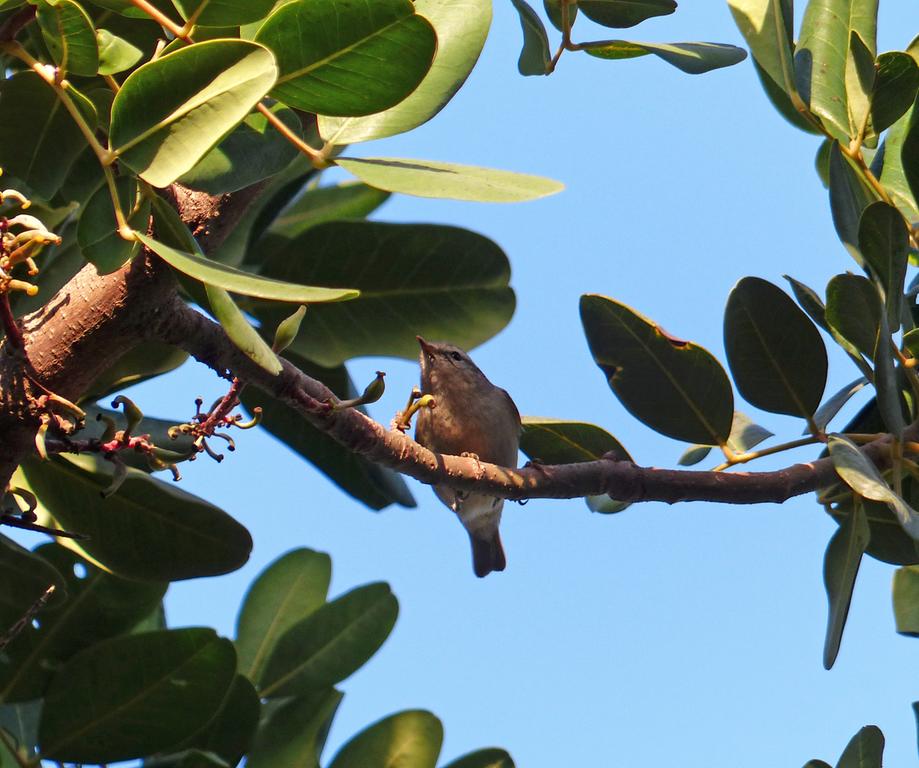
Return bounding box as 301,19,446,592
414,336,521,577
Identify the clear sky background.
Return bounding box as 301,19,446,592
121,2,919,766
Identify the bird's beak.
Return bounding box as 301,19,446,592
416,335,434,354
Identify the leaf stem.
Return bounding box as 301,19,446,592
128,0,189,41
712,435,823,471
257,103,327,166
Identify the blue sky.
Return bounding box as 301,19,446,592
128,2,919,766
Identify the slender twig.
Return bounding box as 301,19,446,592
0,293,23,350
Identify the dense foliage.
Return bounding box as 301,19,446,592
0,0,914,766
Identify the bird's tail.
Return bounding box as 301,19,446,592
469,529,506,578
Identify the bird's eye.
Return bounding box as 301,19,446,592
450,351,463,362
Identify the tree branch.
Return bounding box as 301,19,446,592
153,296,893,507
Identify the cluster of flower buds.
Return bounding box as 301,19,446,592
0,185,61,296
167,394,262,463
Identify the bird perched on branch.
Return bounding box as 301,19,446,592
414,336,520,577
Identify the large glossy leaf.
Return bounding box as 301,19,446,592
728,0,796,97
318,0,491,144
236,548,332,686
794,0,878,141
179,105,302,195
39,628,237,764
252,182,391,262
247,689,343,768
252,221,513,365
259,583,398,698
825,273,880,359
858,201,909,329
0,544,166,702
893,565,919,635
109,40,278,187
137,233,359,303
724,276,827,419
828,142,877,266
96,27,143,75
827,434,919,539
902,95,919,208
239,353,415,510
206,284,282,375
583,40,747,74
0,72,92,199
171,0,275,26
20,454,253,581
812,377,868,432
580,294,734,445
508,0,551,76
328,710,443,768
0,536,66,631
335,157,564,202
519,417,632,514
836,726,884,768
868,52,919,136
577,0,675,28
443,749,515,768
77,175,150,275
822,501,869,669
36,0,99,76
255,0,436,116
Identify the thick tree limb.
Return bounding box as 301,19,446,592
153,295,894,507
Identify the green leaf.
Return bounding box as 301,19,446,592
255,0,436,116
0,535,66,631
508,0,551,76
96,28,143,75
519,417,632,464
247,689,343,768
728,0,796,97
0,699,40,759
877,103,919,222
328,710,443,768
723,276,827,419
577,0,674,28
137,233,359,303
827,434,919,539
519,417,632,514
822,500,869,669
36,0,99,76
825,273,880,359
20,454,253,581
902,95,919,208
580,294,734,445
254,183,391,260
206,284,282,375
81,340,188,403
857,201,909,329
0,72,93,199
803,761,832,768
794,0,878,141
893,565,919,635
828,142,878,266
174,675,260,767
83,0,178,18
179,104,302,195
238,353,415,510
726,411,774,452
678,444,712,466
335,157,564,202
260,582,398,698
318,0,491,144
836,726,884,768
252,221,513,366
544,0,576,31
443,749,515,768
868,52,919,135
784,275,831,331
583,40,747,74
812,377,868,432
0,544,166,702
171,0,275,26
39,628,237,764
752,58,821,133
109,40,278,187
236,548,332,686
77,176,150,275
